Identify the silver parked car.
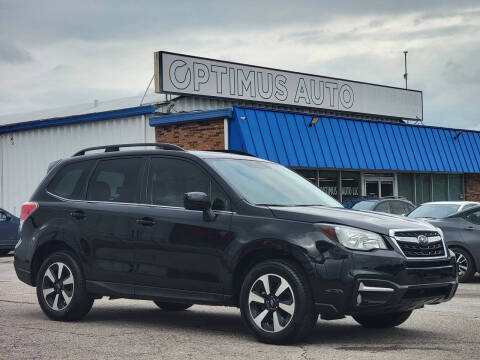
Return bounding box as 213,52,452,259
408,201,479,220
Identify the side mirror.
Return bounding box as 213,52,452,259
184,192,216,221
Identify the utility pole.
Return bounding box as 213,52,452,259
403,51,408,89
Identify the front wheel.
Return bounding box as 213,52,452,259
451,247,475,283
239,259,317,344
353,310,412,328
36,251,94,321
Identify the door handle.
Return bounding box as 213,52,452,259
70,210,86,220
465,226,475,231
136,217,156,226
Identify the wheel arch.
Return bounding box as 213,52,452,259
230,240,314,307
30,240,81,286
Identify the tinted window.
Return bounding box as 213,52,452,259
466,210,480,225
206,159,342,207
47,161,94,199
148,158,230,210
352,201,377,211
375,201,391,213
408,204,460,219
390,201,410,215
462,203,478,211
0,211,7,221
86,158,143,203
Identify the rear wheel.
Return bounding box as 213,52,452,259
451,247,475,283
353,310,412,328
153,301,193,311
36,251,94,321
239,259,316,344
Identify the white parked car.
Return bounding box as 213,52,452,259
408,201,480,219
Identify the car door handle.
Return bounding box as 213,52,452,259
465,226,475,231
70,210,86,220
136,217,156,226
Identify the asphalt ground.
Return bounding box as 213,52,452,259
1,253,479,360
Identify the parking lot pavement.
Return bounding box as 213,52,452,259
1,254,479,360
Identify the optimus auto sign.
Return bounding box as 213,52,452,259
155,51,423,120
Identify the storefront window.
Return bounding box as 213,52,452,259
448,174,463,200
432,174,448,201
318,171,339,200
397,173,414,203
341,172,360,202
415,174,431,205
294,169,317,185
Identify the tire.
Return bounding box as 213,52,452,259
451,247,475,283
36,251,94,321
239,259,316,344
0,249,11,256
153,301,193,311
353,310,412,328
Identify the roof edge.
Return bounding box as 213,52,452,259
0,105,156,135
149,108,233,126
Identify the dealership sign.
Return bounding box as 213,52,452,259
155,51,423,120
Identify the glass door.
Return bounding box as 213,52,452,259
363,174,395,198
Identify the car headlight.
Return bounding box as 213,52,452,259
325,225,388,251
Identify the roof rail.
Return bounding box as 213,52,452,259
208,150,256,157
73,143,184,156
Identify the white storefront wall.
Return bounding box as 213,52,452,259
0,114,155,216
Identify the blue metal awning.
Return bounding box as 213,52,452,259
229,106,480,173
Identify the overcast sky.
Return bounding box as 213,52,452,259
1,0,479,129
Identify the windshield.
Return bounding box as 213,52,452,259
207,159,342,207
352,201,377,211
407,204,460,219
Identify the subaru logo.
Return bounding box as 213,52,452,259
418,235,429,246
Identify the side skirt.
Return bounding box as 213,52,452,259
86,280,234,306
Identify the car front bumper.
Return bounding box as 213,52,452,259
312,248,458,318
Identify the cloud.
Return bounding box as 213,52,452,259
0,40,32,63
0,0,479,131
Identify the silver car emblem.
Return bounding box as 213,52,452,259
418,235,429,246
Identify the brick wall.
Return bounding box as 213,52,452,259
465,174,480,202
155,119,225,150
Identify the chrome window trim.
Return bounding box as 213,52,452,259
388,228,448,260
45,190,235,215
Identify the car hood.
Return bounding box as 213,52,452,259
269,206,437,235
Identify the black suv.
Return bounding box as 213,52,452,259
14,143,458,344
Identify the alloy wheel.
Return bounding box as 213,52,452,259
41,262,75,311
248,274,295,333
454,252,469,277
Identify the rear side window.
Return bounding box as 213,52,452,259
375,201,391,213
390,201,410,215
148,157,230,210
86,158,144,203
466,210,480,225
47,161,94,199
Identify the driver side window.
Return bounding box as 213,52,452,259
148,157,230,211
0,211,7,221
466,210,480,225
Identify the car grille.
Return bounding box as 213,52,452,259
393,231,446,258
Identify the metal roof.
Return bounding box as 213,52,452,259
0,93,175,127
229,106,480,173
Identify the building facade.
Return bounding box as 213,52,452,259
1,53,480,215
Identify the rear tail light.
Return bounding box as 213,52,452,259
20,202,38,221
